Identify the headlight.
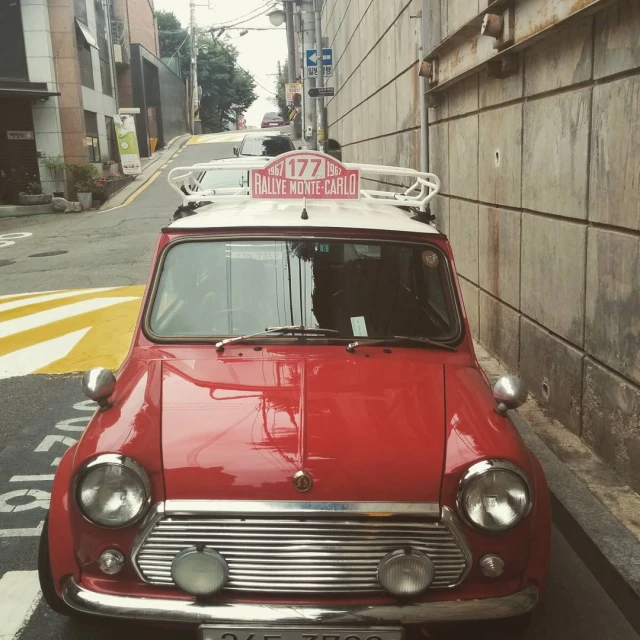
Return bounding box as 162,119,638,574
75,454,150,528
457,460,532,532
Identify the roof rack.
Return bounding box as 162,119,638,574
167,154,441,213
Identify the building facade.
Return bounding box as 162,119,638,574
322,0,640,493
0,0,186,204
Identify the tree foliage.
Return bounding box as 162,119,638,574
274,59,289,120
156,11,258,132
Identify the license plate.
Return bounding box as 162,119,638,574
199,627,404,640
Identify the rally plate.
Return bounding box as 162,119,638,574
199,627,404,640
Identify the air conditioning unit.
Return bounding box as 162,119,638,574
113,43,123,64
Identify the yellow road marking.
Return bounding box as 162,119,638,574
0,286,144,375
0,288,126,324
121,171,161,206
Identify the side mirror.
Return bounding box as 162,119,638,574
233,146,240,156
493,375,527,415
82,367,116,410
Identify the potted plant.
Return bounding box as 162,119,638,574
43,156,67,197
66,163,98,210
18,179,52,206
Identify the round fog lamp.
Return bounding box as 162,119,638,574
172,546,229,596
99,549,125,575
378,549,435,596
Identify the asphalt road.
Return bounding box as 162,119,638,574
0,134,637,640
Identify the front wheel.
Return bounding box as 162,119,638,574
38,515,77,617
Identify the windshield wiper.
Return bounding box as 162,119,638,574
346,336,457,353
216,326,339,352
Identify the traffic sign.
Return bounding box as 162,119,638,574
305,48,333,78
251,151,360,200
308,87,335,98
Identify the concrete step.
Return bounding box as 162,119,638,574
0,204,56,218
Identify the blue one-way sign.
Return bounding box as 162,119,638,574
305,48,333,77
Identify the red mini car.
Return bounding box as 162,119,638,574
39,152,551,639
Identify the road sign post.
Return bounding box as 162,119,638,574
308,87,335,98
305,48,333,78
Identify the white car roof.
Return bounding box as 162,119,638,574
169,199,439,235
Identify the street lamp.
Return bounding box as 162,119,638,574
268,9,286,26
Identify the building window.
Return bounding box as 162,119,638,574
100,58,113,96
94,0,113,96
0,2,28,80
74,0,88,24
76,25,94,89
84,111,100,162
105,116,116,161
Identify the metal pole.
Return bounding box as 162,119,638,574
314,0,325,152
285,2,296,83
189,0,196,134
301,2,316,150
418,10,428,173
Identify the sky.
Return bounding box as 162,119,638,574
153,0,288,127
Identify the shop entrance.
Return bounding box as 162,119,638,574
0,99,39,204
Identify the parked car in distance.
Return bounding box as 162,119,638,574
40,151,551,640
261,112,286,128
234,133,295,158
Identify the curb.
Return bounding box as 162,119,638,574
99,133,191,211
0,206,56,219
511,412,640,634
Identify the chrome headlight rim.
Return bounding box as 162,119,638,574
456,459,533,533
74,453,151,529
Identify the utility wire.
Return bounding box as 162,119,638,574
211,2,277,30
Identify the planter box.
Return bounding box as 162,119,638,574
93,176,134,203
18,193,52,206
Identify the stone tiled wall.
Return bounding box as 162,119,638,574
322,0,422,187
126,0,158,57
22,0,65,191
430,0,640,493
323,0,640,493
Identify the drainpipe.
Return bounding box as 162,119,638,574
417,10,429,174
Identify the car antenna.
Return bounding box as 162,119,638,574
301,196,309,220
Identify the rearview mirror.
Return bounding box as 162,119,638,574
233,146,240,156
493,376,527,414
82,367,116,410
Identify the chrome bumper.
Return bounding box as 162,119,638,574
62,578,538,625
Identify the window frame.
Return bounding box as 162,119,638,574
84,110,100,162
76,24,95,89
142,233,465,346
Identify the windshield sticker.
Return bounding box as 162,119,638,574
422,250,440,268
351,316,368,337
318,244,330,253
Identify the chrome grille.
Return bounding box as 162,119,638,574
134,516,469,593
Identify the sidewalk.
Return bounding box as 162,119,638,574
99,133,191,211
475,342,640,634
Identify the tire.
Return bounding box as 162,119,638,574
38,515,77,617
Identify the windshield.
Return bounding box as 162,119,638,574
148,239,461,342
197,168,249,191
240,136,293,156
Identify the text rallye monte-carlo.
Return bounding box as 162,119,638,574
39,151,551,640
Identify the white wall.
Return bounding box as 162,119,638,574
21,0,65,194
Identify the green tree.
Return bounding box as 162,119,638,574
197,36,257,132
156,10,190,77
274,59,289,120
155,12,257,132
